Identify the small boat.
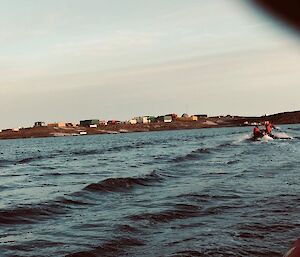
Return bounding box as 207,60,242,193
251,133,275,141
251,133,292,141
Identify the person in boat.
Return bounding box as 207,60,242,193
265,121,274,137
253,125,262,139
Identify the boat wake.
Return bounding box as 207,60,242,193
273,132,293,139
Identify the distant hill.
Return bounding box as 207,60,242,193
240,111,300,125
264,111,300,124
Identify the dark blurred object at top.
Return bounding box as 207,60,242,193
254,0,300,33
283,239,300,257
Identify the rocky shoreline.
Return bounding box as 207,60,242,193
1,111,299,140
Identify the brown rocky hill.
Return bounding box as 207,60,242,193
266,111,300,124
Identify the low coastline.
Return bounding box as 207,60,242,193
1,111,299,140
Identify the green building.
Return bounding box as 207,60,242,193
80,119,99,127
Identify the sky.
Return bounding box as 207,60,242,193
0,0,299,129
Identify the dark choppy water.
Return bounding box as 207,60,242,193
0,125,300,257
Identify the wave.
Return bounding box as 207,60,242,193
72,149,103,156
288,127,300,131
71,146,131,157
238,223,299,233
0,203,64,225
116,224,140,233
170,250,205,257
172,148,211,163
17,156,43,164
170,247,282,257
166,237,196,246
201,205,238,216
242,249,282,257
72,144,140,156
227,159,239,165
175,192,241,203
191,148,211,154
107,144,142,153
128,204,200,224
171,141,236,164
217,142,234,148
238,232,265,239
0,170,163,226
40,171,88,177
172,154,201,163
194,135,209,140
0,159,15,167
71,141,154,157
134,141,157,147
0,195,93,226
65,237,145,257
59,197,92,206
5,239,64,252
0,154,55,167
84,171,163,193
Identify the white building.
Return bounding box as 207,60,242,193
129,119,137,125
164,116,172,123
134,117,149,124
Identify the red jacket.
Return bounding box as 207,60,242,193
266,124,273,134
253,127,260,136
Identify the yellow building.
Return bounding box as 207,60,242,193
47,122,66,128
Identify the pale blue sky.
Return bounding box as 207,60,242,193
1,0,299,128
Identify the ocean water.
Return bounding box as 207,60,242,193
0,125,299,257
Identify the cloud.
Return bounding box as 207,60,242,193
53,30,160,57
